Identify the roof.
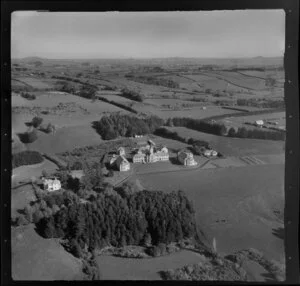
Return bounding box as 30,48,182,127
70,170,84,179
178,150,193,158
114,155,129,166
148,139,156,146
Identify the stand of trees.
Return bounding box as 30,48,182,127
92,113,164,140
120,88,144,102
236,98,285,109
18,128,38,143
37,188,197,254
170,117,227,136
228,127,285,141
12,150,44,168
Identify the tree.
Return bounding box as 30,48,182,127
107,169,114,177
18,129,38,143
42,169,48,178
236,127,248,138
31,116,43,128
142,233,152,247
227,127,236,137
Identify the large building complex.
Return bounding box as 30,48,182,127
132,140,169,164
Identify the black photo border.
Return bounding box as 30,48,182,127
1,0,299,285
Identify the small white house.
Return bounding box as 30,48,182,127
255,120,264,127
42,177,61,192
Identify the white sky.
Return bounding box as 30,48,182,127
11,10,285,59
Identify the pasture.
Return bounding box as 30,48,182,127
134,163,285,261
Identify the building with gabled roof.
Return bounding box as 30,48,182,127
42,177,61,192
114,155,130,171
177,150,197,166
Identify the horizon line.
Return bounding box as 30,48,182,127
12,55,284,61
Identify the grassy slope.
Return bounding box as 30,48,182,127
135,164,284,261
12,224,84,281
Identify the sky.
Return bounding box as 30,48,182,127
11,10,285,59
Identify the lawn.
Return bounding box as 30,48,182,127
134,163,285,261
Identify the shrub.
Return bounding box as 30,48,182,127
20,92,36,100
16,215,29,226
31,116,43,128
39,123,56,134
120,88,144,102
18,129,38,144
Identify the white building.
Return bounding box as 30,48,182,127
177,151,197,166
255,120,264,127
203,149,218,157
132,150,146,163
42,177,61,192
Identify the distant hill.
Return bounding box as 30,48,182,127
12,56,283,68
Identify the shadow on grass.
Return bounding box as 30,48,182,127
272,227,285,240
25,122,33,127
261,272,276,282
169,157,181,166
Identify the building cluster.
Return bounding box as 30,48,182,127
132,140,169,164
